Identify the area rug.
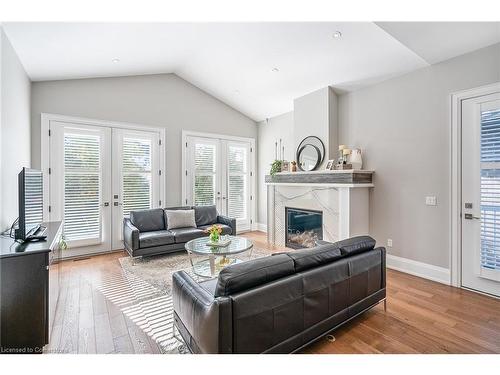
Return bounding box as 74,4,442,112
117,246,270,353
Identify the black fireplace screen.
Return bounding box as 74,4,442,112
285,207,323,249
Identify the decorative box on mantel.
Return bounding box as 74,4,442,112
265,170,374,248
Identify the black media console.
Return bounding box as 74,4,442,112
0,221,62,354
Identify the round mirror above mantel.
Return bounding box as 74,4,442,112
296,136,325,171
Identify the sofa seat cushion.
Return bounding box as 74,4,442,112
198,224,232,236
199,278,218,295
139,230,175,248
194,205,218,227
169,227,206,243
336,235,376,256
286,243,343,272
130,208,165,232
215,254,295,297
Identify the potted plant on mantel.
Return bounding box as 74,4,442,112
270,138,287,178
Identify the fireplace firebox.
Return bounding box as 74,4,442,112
285,207,323,249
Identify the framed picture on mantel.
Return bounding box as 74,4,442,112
325,160,335,170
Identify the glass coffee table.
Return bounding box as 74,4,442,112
185,235,253,278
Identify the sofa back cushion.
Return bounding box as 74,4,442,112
130,208,165,232
286,243,343,272
214,254,295,297
194,205,218,227
336,235,376,256
165,209,196,230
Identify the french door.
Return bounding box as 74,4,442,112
48,120,162,257
184,134,254,232
462,93,500,297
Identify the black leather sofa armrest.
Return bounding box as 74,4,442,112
217,215,236,235
123,218,140,251
172,271,232,353
377,247,387,288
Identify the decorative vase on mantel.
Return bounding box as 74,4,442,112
349,149,363,170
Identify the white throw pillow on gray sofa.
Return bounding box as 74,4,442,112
165,209,197,230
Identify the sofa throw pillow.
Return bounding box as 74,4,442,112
165,209,197,230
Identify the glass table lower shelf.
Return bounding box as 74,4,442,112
185,235,254,278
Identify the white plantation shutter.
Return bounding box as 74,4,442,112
480,109,500,272
122,137,153,216
194,143,217,206
63,133,101,242
227,145,248,220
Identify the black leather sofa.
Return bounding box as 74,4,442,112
172,236,386,353
123,205,236,257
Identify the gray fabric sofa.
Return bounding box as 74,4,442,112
123,205,236,258
172,235,386,354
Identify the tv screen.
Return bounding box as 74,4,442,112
17,168,44,240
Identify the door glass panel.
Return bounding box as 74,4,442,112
194,143,216,206
63,133,101,242
227,145,247,220
122,137,153,216
480,108,500,272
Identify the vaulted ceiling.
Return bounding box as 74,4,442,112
3,22,500,121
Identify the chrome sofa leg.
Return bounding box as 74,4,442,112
383,299,387,311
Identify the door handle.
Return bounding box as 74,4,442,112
102,202,110,207
464,213,480,220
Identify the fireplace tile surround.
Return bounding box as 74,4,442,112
266,170,373,248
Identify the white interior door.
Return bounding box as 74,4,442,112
49,120,163,257
462,93,500,297
49,121,112,256
111,129,161,249
185,135,253,232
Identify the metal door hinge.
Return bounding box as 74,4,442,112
185,198,188,204
250,171,253,177
48,129,51,136
250,195,253,200
159,200,162,206
48,167,51,174
250,147,253,152
48,206,52,213
185,170,188,176
186,142,188,148
159,170,162,176
159,139,162,146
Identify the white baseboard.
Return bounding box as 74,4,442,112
256,222,267,233
386,254,451,285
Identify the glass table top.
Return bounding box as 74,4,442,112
185,235,253,256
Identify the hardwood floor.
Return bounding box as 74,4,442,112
47,231,500,354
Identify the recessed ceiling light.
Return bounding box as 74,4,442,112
332,31,342,39
271,67,279,72
112,58,120,63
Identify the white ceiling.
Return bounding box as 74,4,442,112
3,22,500,121
376,22,500,64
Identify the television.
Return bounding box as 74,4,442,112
15,167,45,241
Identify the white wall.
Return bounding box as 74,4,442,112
0,27,31,231
258,43,500,270
257,112,294,226
338,42,500,268
31,74,257,207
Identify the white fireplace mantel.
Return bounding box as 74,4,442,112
265,170,374,247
